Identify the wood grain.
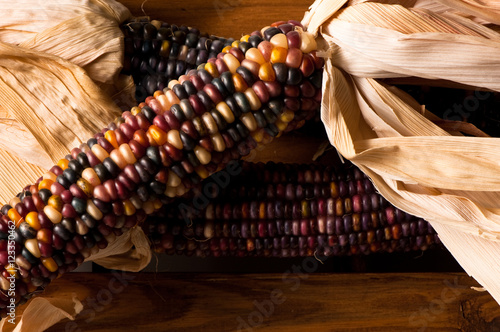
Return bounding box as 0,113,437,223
41,272,500,331
119,0,313,38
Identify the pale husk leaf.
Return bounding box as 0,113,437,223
0,295,83,332
0,41,122,201
0,0,134,192
86,227,152,272
310,0,500,306
0,0,130,44
19,13,125,84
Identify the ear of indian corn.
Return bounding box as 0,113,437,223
143,161,440,257
0,20,323,317
122,19,323,130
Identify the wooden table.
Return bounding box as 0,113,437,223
36,0,500,330
43,272,500,331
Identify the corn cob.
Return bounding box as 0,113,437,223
121,19,323,130
122,19,234,101
143,162,441,257
0,22,323,317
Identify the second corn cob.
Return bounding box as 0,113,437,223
122,19,234,101
144,162,440,257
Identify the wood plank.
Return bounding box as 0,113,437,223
119,0,314,38
41,272,500,331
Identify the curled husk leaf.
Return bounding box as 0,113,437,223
304,0,500,306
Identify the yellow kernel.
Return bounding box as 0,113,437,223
150,20,162,29
104,130,119,149
231,40,240,48
176,184,188,197
123,200,136,216
38,179,54,191
251,129,264,143
57,159,69,170
130,106,141,116
0,276,10,291
232,73,248,92
275,119,288,131
47,195,63,212
240,34,250,42
148,125,168,145
156,94,171,112
210,133,226,152
280,109,295,123
259,62,276,82
222,45,232,53
41,257,58,273
77,178,94,197
260,26,271,36
153,199,163,210
25,211,41,230
145,130,158,147
205,62,219,78
153,90,163,98
166,90,180,107
271,47,287,63
37,228,52,244
5,264,17,276
299,30,318,53
160,39,171,57
164,186,177,198
202,113,219,135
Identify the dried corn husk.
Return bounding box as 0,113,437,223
0,0,130,44
304,0,500,305
0,41,124,202
0,0,135,182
